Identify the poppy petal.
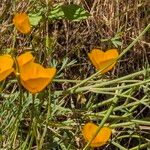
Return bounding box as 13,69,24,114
0,55,14,81
13,13,31,34
88,49,119,74
17,52,34,66
19,61,56,93
82,122,112,147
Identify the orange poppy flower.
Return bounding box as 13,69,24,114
88,49,119,74
13,13,31,34
19,62,56,93
0,54,14,81
82,122,112,148
17,52,56,93
17,51,34,66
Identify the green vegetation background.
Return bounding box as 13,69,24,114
0,0,150,150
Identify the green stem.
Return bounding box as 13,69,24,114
75,69,150,93
21,131,30,150
31,94,36,121
110,122,135,128
53,78,142,84
33,117,39,149
92,89,132,109
28,131,34,149
0,81,5,93
118,23,150,59
89,79,150,92
89,91,138,101
129,143,150,150
131,119,150,126
89,113,131,121
113,99,149,111
11,120,19,149
39,87,51,149
111,141,127,150
9,58,23,148
28,94,36,149
13,57,24,109
116,135,143,140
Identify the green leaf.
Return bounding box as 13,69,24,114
112,40,122,47
115,40,122,46
29,13,42,26
61,4,90,21
48,3,90,21
48,3,64,20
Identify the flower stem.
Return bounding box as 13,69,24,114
39,87,52,149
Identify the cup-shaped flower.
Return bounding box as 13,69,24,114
17,51,34,66
13,13,31,34
88,49,119,74
82,122,111,148
0,54,14,81
19,61,56,94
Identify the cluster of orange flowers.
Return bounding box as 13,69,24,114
0,52,56,94
0,13,120,148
